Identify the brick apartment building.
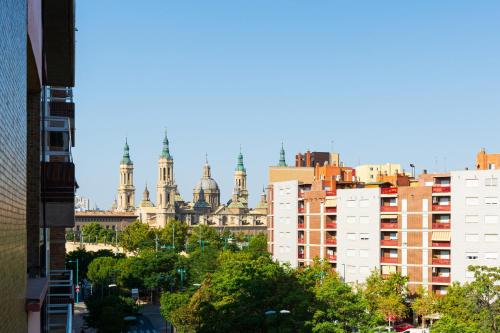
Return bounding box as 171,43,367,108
0,1,76,332
268,149,500,295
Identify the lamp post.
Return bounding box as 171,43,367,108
68,259,79,304
177,268,186,291
264,309,291,333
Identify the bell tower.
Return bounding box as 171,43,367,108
117,139,135,211
233,147,248,207
156,130,177,227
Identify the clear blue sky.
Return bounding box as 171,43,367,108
74,1,500,209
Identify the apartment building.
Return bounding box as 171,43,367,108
451,170,500,282
269,149,500,295
476,148,500,170
1,1,76,332
355,163,406,183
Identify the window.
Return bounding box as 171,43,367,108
347,249,356,257
489,163,496,170
389,232,398,240
347,200,356,208
485,177,498,186
485,252,498,260
465,252,479,260
466,197,479,206
465,234,479,242
360,199,369,207
382,265,397,274
347,216,356,224
485,197,499,206
389,249,398,258
465,215,479,223
485,215,499,224
347,233,357,241
360,233,370,240
466,179,479,187
485,234,498,242
360,266,370,275
359,216,369,224
359,249,369,258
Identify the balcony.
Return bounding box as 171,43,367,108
42,162,76,227
381,239,398,246
325,238,337,245
48,270,74,332
381,222,398,229
432,205,450,212
325,222,337,229
298,222,305,229
298,253,305,259
432,276,451,284
325,190,337,197
432,186,451,193
432,222,450,229
298,238,305,244
381,206,398,212
381,187,398,195
432,258,451,265
326,254,337,261
381,257,398,264
298,191,304,198
432,241,451,248
325,207,337,213
298,207,305,214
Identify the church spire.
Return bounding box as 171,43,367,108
161,129,172,159
236,146,246,172
143,183,150,201
121,138,133,165
278,142,287,167
203,154,211,178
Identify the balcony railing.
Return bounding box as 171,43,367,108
325,190,337,196
298,223,305,229
381,222,398,229
432,258,451,265
298,238,305,244
325,238,337,245
48,270,74,332
432,186,451,193
326,254,337,261
432,241,451,247
381,239,398,246
325,222,337,229
432,205,451,211
42,162,76,202
432,276,451,284
381,187,398,195
381,257,398,264
298,191,304,198
298,253,304,259
432,222,450,229
298,207,305,214
325,207,337,213
381,206,398,212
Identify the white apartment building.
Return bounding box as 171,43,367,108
271,180,299,267
337,188,381,283
451,170,500,282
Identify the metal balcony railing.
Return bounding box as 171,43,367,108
381,187,398,195
48,270,74,333
381,239,398,246
432,186,451,193
432,258,451,265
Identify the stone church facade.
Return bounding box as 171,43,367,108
114,131,267,233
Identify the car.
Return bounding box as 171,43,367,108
394,323,415,332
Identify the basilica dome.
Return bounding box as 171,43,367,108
194,177,219,192
193,160,221,210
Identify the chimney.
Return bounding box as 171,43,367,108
423,169,428,174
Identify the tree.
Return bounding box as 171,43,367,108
81,222,104,243
433,266,500,333
307,272,371,332
412,286,438,328
119,221,155,252
85,294,138,333
187,225,222,251
87,256,119,296
363,271,408,327
244,233,268,258
159,220,189,252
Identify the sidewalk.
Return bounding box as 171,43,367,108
73,302,95,333
140,303,169,333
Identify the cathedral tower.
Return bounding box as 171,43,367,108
233,147,248,207
278,142,287,166
156,130,177,227
193,155,220,210
117,139,135,211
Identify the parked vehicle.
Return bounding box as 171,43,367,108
394,323,415,332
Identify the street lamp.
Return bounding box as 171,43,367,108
177,268,186,291
264,309,291,333
68,259,79,304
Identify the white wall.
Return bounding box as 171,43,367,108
337,188,381,283
272,180,299,267
451,170,500,283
